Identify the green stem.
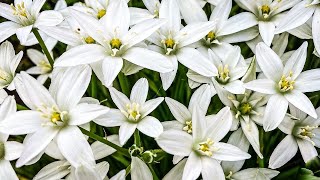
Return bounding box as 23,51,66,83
79,127,130,158
134,130,141,147
32,28,55,67
148,164,160,180
91,74,98,98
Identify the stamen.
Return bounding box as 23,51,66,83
123,103,141,122
239,103,252,115
197,138,216,157
278,73,295,92
110,38,122,50
261,5,271,19
217,64,230,83
97,9,106,19
182,120,192,134
85,36,95,44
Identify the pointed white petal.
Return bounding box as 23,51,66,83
130,78,148,105
177,0,207,24
4,141,23,161
156,130,193,156
240,120,263,158
244,79,277,94
212,142,251,161
182,152,202,180
16,25,33,45
119,122,137,145
313,9,320,54
108,87,130,112
163,159,187,180
137,116,163,138
259,21,275,46
219,12,258,36
33,160,70,180
35,10,63,27
103,0,129,36
0,22,20,43
69,103,109,125
0,160,18,180
297,139,318,163
94,109,127,127
131,157,153,180
140,97,164,118
269,135,298,169
283,42,308,79
263,94,288,131
295,69,320,92
284,90,317,118
165,97,191,124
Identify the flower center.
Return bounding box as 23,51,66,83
110,38,122,50
205,31,216,43
278,73,294,92
38,105,68,126
11,2,27,17
261,5,271,19
38,60,52,72
197,138,215,157
0,142,4,160
239,103,252,115
162,38,177,55
97,9,106,19
0,68,13,84
217,64,230,84
85,36,95,44
294,125,318,145
183,120,192,134
124,103,141,122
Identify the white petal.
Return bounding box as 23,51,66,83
40,26,82,46
182,152,202,180
263,94,288,131
54,44,106,67
165,97,191,124
178,21,216,48
284,90,317,118
163,159,187,180
94,109,127,127
4,141,23,161
119,122,137,145
0,22,20,43
131,157,153,180
130,78,148,105
295,69,320,92
313,9,320,54
212,142,251,161
0,111,42,135
244,79,277,94
0,96,16,120
35,10,63,27
223,80,245,94
137,116,163,138
258,21,275,46
160,56,178,90
0,3,19,22
189,84,212,114
240,120,263,158
205,107,232,142
177,47,217,77
31,0,46,17
278,116,295,134
297,139,318,163
75,164,100,180
110,169,126,180
209,0,232,22
53,65,92,110
103,0,129,36
256,42,284,81
0,160,18,180
16,25,33,45
109,87,130,112
177,0,207,24
275,1,315,33
123,47,173,73
232,168,280,180
156,130,193,156
140,97,164,118
69,103,109,125
33,160,70,180
201,157,225,180
269,135,298,169
100,57,124,87
57,126,95,167
234,0,257,14
16,127,59,167
91,135,120,160
129,8,155,25
283,42,308,79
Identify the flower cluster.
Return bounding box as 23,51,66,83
0,0,319,179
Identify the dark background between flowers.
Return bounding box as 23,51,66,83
0,0,319,179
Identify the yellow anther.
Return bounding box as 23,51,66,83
239,103,252,115
51,111,62,124
11,2,27,17
97,9,106,19
110,38,122,49
278,74,295,92
217,64,230,83
125,103,141,122
38,60,52,71
198,138,214,157
183,120,192,134
85,36,95,44
206,31,216,42
164,38,175,49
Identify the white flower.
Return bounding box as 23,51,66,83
0,90,8,104
0,41,23,91
34,135,123,180
275,0,320,54
156,106,251,180
26,48,53,84
147,0,217,90
234,0,301,46
269,106,320,169
0,0,64,45
94,78,164,145
0,96,24,180
178,0,258,59
0,66,109,168
227,168,279,180
188,47,248,94
245,42,319,131
54,0,173,87
129,0,160,25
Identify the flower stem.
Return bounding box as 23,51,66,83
79,127,130,158
134,129,141,147
32,28,55,67
148,164,159,180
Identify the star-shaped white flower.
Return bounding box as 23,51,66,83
94,78,164,145
245,42,320,131
0,66,109,168
0,0,64,45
